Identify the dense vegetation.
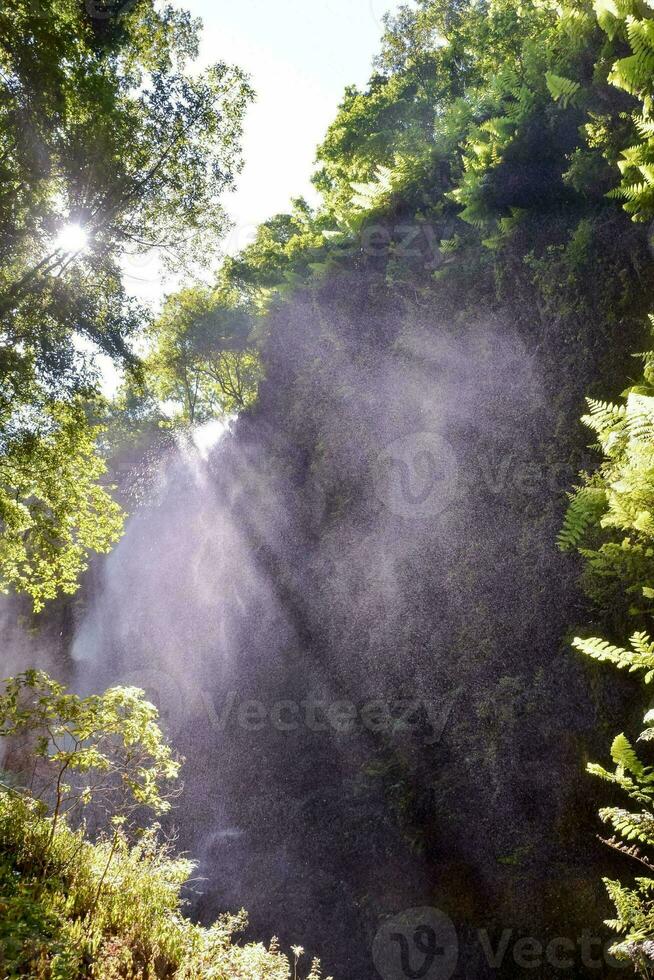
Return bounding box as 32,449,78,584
0,671,311,978
0,0,251,608
7,0,654,976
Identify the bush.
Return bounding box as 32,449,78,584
0,673,325,980
0,792,301,978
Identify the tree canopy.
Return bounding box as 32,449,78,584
0,0,252,607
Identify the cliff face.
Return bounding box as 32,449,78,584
61,211,649,978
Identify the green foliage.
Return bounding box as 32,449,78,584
581,708,654,969
560,375,654,610
24,0,654,967
220,199,332,308
210,0,644,311
546,71,582,108
0,670,181,828
558,484,608,549
12,0,654,968
0,0,252,607
575,682,654,969
446,0,603,233
594,0,654,221
0,788,301,979
178,0,654,329
0,673,325,979
350,165,396,213
574,633,654,681
563,316,654,970
146,285,263,425
0,401,124,610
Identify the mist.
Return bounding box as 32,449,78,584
48,289,595,978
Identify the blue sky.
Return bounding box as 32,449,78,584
121,0,402,304
192,0,399,239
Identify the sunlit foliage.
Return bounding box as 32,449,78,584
0,673,321,980
146,286,263,424
561,318,654,971
0,0,251,606
0,400,123,610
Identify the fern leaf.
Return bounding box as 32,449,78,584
574,633,654,679
612,733,646,779
546,72,581,108
558,487,607,550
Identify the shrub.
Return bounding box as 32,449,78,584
0,673,325,980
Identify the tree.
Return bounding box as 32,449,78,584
0,400,124,611
0,0,253,606
0,669,181,833
0,672,319,978
146,285,263,424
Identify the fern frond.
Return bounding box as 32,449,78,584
600,807,654,847
583,397,627,435
612,733,647,779
545,72,582,108
558,486,607,550
574,633,654,679
350,165,395,212
594,0,620,40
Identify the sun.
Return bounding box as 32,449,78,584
55,222,89,255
